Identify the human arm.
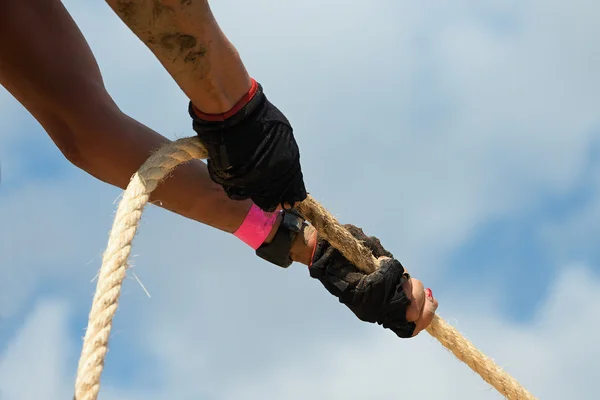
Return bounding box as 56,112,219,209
0,0,250,233
0,0,435,335
105,0,307,211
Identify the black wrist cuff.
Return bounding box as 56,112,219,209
256,209,305,268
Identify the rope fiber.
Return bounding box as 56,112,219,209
73,137,537,400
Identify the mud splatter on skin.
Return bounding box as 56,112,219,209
114,1,207,70
184,50,207,63
115,1,138,26
145,32,157,46
153,0,174,20
158,32,207,65
160,33,195,51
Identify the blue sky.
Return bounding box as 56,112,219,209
1,0,600,399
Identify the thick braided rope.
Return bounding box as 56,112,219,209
73,138,208,400
74,137,536,400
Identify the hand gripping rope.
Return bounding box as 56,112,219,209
72,137,537,400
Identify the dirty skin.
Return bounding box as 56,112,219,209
152,0,174,20
159,33,207,63
114,0,208,68
115,1,138,26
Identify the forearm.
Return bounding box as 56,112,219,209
106,0,251,114
72,109,317,264
66,107,251,233
0,0,267,238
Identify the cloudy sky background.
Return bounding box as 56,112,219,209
1,0,600,399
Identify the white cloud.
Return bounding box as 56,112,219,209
0,299,71,400
0,175,122,318
214,265,600,400
1,264,598,400
359,0,600,272
537,167,600,263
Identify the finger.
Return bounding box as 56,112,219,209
346,225,370,242
366,235,393,258
376,257,408,275
403,278,425,322
412,288,439,336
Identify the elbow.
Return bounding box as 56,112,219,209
57,139,88,171
46,110,132,191
55,132,114,187
60,143,91,172
45,116,92,172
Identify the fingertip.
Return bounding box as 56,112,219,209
425,288,438,310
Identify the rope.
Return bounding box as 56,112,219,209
73,137,537,400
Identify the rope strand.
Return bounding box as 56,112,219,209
73,137,536,400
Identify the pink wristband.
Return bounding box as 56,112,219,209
234,204,280,250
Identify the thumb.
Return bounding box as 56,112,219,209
412,288,439,336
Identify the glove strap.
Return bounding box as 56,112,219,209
256,208,305,268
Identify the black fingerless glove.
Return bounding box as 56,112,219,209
309,225,417,338
189,81,307,212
